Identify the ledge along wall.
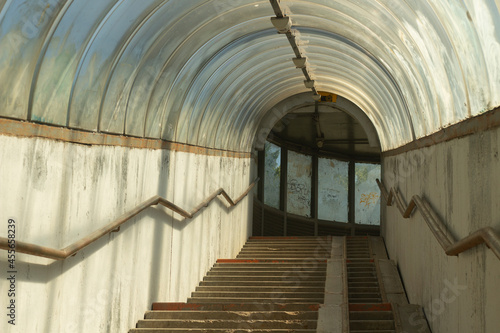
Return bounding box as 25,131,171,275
0,128,255,333
381,111,500,333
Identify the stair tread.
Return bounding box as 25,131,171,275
145,310,318,320
129,328,316,333
136,318,317,329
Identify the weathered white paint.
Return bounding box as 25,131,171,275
382,126,500,333
0,134,255,332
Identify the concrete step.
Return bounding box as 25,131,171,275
240,246,330,251
242,244,331,248
346,255,372,259
347,267,376,272
187,297,324,303
349,311,393,320
152,303,321,311
195,286,325,292
136,319,318,329
236,254,331,259
348,286,380,293
191,291,326,298
348,277,379,283
237,251,331,255
349,293,382,299
350,331,395,333
206,269,326,277
349,319,395,330
241,246,331,251
199,281,326,287
237,252,332,257
244,243,331,248
248,236,331,240
144,310,318,320
218,259,328,264
210,264,326,272
203,276,326,282
241,245,331,249
348,272,377,278
346,262,375,267
348,298,383,303
129,328,316,333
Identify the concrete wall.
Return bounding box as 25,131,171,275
0,134,255,332
382,126,500,333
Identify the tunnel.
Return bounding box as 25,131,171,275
0,1,499,332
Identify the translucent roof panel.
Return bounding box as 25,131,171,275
0,0,499,152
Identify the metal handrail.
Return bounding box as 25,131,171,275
377,179,500,261
0,178,259,260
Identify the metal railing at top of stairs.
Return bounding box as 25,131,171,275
376,179,500,261
0,178,259,261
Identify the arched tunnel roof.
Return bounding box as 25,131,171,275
0,0,499,152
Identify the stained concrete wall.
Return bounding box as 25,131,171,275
0,134,254,332
382,126,500,333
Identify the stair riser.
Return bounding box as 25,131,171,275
129,328,314,333
136,319,318,329
210,264,326,272
191,292,326,298
349,311,393,320
199,281,326,287
196,287,325,292
145,311,319,320
204,275,326,281
187,297,324,303
349,320,395,330
207,271,327,276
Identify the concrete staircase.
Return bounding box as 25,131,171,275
129,236,332,332
343,236,431,333
129,236,430,332
346,237,395,332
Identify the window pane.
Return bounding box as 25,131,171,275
264,142,281,209
287,150,312,217
318,158,349,222
355,163,381,225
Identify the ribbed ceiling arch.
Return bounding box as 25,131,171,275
0,0,499,152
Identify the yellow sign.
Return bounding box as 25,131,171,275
318,91,337,103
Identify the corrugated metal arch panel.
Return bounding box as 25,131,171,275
289,0,468,134
0,0,499,152
299,26,430,140
281,0,498,145
171,25,283,146
179,31,292,147
198,58,302,150
299,36,416,146
141,2,274,141
0,0,67,120
217,73,306,151
67,0,163,131
464,0,500,114
30,0,117,127
104,0,216,138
